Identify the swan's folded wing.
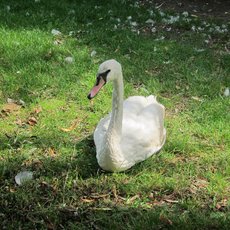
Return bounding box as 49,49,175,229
123,96,149,114
121,96,166,162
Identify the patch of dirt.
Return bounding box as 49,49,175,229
142,0,230,21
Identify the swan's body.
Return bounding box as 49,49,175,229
88,60,166,172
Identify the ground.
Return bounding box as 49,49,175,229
0,0,229,229
147,0,230,21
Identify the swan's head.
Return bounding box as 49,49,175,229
87,59,122,99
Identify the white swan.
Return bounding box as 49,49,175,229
88,59,166,172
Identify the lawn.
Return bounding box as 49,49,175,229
0,0,230,229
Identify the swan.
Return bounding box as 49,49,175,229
87,59,166,172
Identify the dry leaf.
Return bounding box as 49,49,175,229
60,118,81,132
27,117,37,126
9,187,16,193
191,96,203,102
149,192,154,199
112,185,118,200
54,39,63,45
127,194,140,203
190,178,209,194
90,193,109,199
164,199,179,204
81,197,95,203
15,118,24,126
90,207,112,211
1,103,21,114
34,106,42,114
193,178,209,188
46,147,56,157
216,199,228,210
152,200,165,206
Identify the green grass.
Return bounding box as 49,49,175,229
0,0,230,229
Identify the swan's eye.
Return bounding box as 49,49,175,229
96,69,111,85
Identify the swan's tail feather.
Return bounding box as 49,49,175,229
146,95,157,103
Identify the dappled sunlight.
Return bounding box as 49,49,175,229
0,0,229,229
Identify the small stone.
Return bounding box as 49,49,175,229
90,50,97,57
51,29,62,36
64,56,74,64
145,19,155,24
223,87,229,97
15,171,33,185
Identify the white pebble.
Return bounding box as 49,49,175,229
69,31,75,36
145,19,155,24
131,21,138,27
182,11,189,17
90,50,97,57
65,56,74,63
15,171,33,186
151,27,156,33
51,29,62,36
224,87,230,97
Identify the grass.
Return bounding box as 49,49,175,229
0,0,230,229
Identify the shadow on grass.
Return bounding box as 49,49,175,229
0,134,101,180
0,132,164,181
1,202,230,229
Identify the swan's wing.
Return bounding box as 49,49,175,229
121,95,166,162
123,96,149,114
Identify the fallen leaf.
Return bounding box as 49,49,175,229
194,178,209,188
190,178,209,194
112,185,118,200
216,199,228,210
60,118,81,132
152,200,165,206
54,39,63,45
9,187,16,193
127,194,140,203
15,118,24,126
45,147,57,157
1,103,21,114
27,117,37,126
90,193,109,199
192,96,203,102
164,199,179,204
34,106,42,114
90,207,112,211
81,197,95,203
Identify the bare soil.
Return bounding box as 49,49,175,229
144,0,230,21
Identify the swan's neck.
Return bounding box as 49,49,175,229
98,71,130,172
107,73,123,140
